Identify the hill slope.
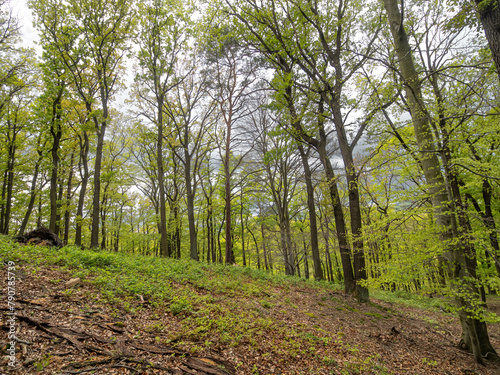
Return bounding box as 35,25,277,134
1,239,499,374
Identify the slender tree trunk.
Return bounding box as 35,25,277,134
49,85,64,233
100,200,107,250
240,189,247,266
481,179,500,276
18,140,45,235
248,225,260,269
217,216,224,263
185,152,199,261
0,170,6,233
157,95,169,257
75,131,89,247
261,223,269,271
301,227,310,279
285,89,354,292
55,173,65,237
224,145,235,264
2,120,16,235
114,200,124,252
206,199,212,263
284,211,294,275
466,189,500,277
322,217,335,282
322,98,368,301
279,219,294,275
91,125,104,248
298,144,323,280
63,152,75,244
91,73,109,249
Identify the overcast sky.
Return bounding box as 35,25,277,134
12,0,40,52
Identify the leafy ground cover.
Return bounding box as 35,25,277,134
1,238,499,374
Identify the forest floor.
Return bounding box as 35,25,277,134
1,240,500,374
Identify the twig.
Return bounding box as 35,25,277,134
112,364,138,372
62,366,103,374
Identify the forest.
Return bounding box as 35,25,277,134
1,0,500,365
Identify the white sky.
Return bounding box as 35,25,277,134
11,0,40,52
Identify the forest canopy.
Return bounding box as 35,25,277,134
1,0,500,362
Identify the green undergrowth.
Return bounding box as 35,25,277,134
1,236,487,321
371,289,453,313
2,235,486,373
0,238,331,298
0,235,470,320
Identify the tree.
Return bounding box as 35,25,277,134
30,0,135,248
224,0,385,301
134,0,191,257
0,0,31,111
474,0,500,81
0,86,35,234
36,43,68,234
202,25,259,264
164,62,216,261
297,142,323,280
383,0,498,362
250,99,301,275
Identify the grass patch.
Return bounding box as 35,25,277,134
3,236,495,374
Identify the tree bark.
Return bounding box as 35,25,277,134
75,131,89,247
1,117,17,235
475,0,500,82
63,152,74,245
384,0,498,362
185,149,199,261
18,142,44,236
49,84,64,234
156,94,171,257
90,73,108,248
285,87,355,293
240,189,247,267
298,144,323,280
224,126,235,264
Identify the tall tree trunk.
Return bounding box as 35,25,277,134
480,179,500,276
206,205,212,263
185,152,199,261
466,187,500,277
248,225,260,269
55,173,65,237
285,88,354,293
0,170,6,233
298,143,323,280
475,0,500,82
1,119,17,235
224,141,235,264
49,85,64,233
279,218,294,275
91,73,109,249
384,0,498,362
36,192,43,228
321,97,369,302
157,95,170,257
18,138,45,235
114,199,124,252
240,188,246,267
261,223,269,271
100,199,107,250
75,131,89,247
63,152,75,245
